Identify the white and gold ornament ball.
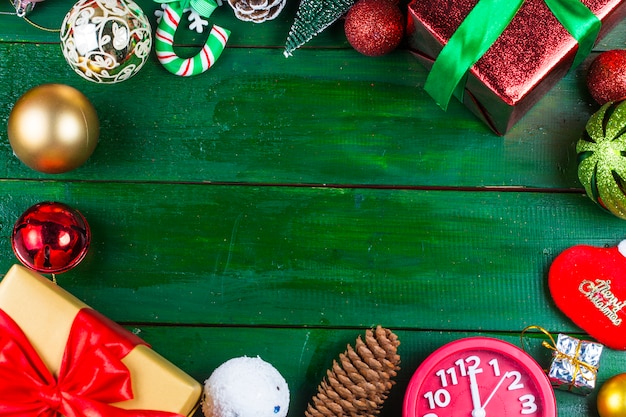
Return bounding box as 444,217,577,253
7,84,99,174
60,0,152,83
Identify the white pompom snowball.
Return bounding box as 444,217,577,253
202,356,290,417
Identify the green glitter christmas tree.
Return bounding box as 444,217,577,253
284,0,355,57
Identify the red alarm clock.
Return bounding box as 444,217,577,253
403,337,556,417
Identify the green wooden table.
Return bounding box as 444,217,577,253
1,1,626,416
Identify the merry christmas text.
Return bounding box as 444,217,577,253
578,279,626,326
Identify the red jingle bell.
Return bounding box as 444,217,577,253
12,202,90,274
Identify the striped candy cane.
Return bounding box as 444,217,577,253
155,2,230,76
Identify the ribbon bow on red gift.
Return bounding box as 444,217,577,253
0,308,185,417
424,0,602,110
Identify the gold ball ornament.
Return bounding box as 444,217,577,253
7,84,99,174
598,373,626,417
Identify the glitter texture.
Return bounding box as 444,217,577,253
587,50,626,104
576,100,626,219
344,0,404,56
407,0,626,134
284,0,355,57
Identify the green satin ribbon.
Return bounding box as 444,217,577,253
547,0,601,68
154,0,217,17
424,0,602,110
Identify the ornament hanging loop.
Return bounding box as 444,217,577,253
5,0,60,31
520,325,557,352
155,0,230,76
520,325,598,383
21,15,59,32
12,0,35,17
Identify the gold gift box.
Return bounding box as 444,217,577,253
0,264,202,416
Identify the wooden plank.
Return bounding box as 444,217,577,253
0,40,607,188
137,326,626,417
3,0,626,51
1,7,625,190
1,3,625,417
0,0,350,46
0,180,622,333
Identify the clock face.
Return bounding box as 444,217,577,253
403,337,556,417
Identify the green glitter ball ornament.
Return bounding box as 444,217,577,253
577,100,626,219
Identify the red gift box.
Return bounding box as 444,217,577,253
406,0,626,135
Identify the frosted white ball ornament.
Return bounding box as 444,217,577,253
60,0,152,83
202,356,290,417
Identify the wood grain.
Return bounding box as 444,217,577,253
0,1,625,416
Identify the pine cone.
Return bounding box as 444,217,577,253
227,0,286,23
305,326,401,417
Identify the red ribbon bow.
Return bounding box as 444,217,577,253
0,308,185,417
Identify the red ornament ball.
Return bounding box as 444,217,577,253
344,0,405,57
12,202,90,274
587,49,626,105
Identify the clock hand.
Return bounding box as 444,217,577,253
481,373,509,410
468,369,486,417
